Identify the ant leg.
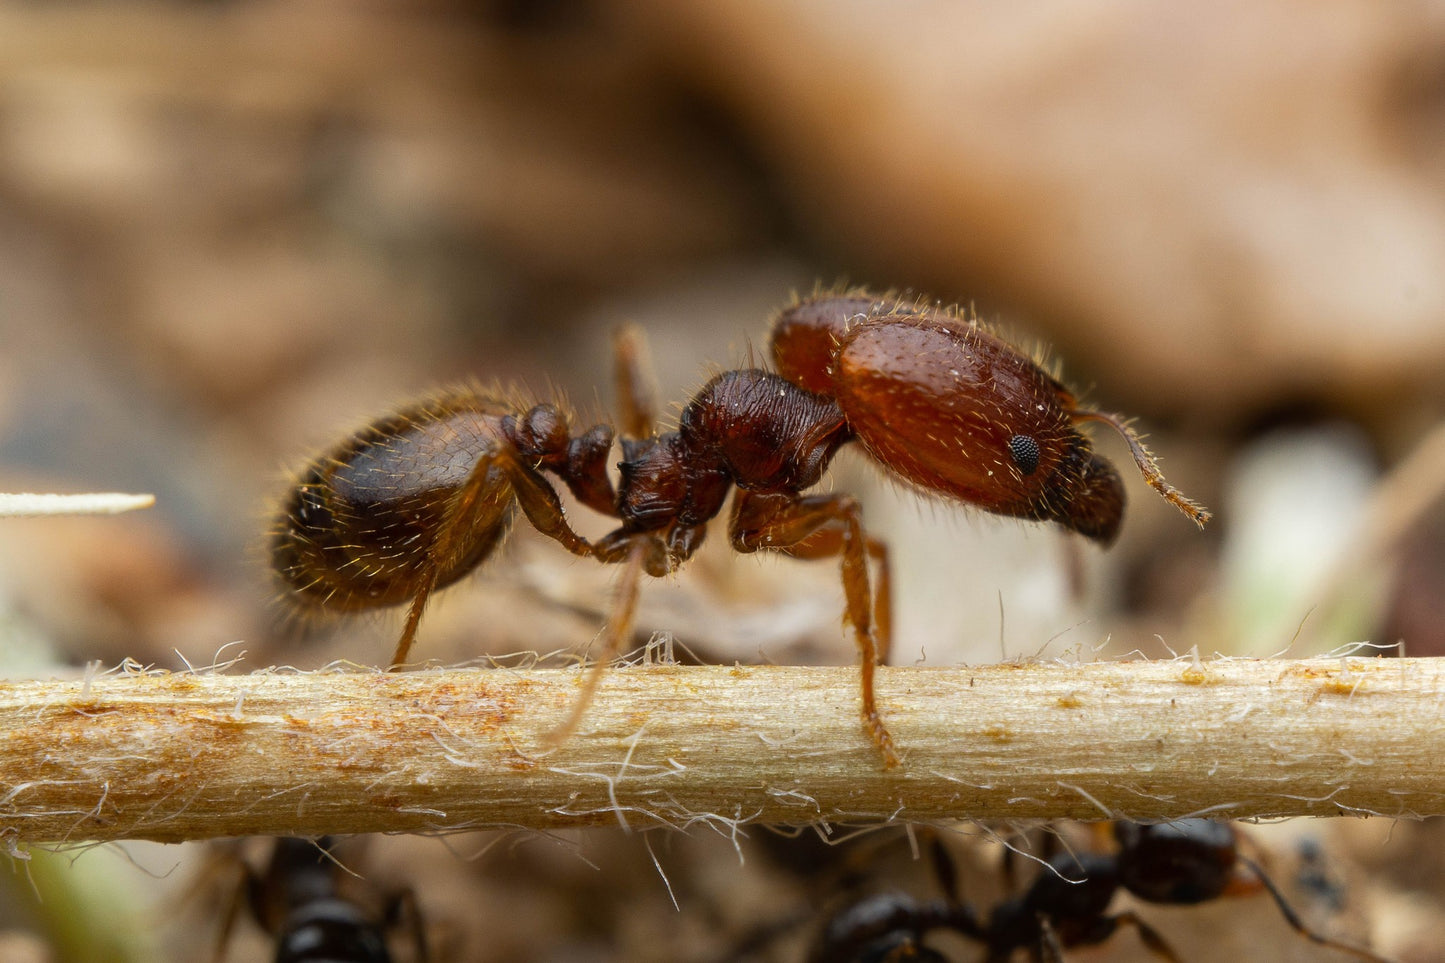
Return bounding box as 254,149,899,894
730,490,899,768
738,518,893,665
1237,856,1391,963
385,886,430,963
1036,916,1068,963
209,858,254,963
1105,912,1182,961
613,323,659,440
389,579,436,669
503,456,596,560
388,449,596,669
927,832,959,904
543,539,646,748
868,538,892,664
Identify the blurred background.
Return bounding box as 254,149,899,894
0,1,1443,960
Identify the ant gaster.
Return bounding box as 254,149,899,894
809,820,1390,962
214,836,427,963
272,291,1209,767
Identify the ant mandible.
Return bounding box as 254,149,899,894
809,819,1391,962
213,836,428,963
272,290,1209,767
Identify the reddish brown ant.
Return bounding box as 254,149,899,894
271,291,1208,767
808,820,1390,962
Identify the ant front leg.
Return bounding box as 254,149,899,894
730,489,900,768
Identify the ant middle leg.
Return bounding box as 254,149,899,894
730,490,900,768
612,322,660,441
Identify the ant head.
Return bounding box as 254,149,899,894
1115,820,1237,905
277,898,391,963
1040,450,1125,546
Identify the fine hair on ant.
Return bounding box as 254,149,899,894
213,836,428,963
271,290,1209,767
808,819,1390,962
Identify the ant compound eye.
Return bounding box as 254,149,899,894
1008,434,1041,476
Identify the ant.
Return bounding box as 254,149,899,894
272,290,1209,767
808,820,1391,962
213,836,428,963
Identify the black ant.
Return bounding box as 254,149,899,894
272,291,1209,766
213,836,428,963
808,820,1391,962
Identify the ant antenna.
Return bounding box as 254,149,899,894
1072,409,1212,528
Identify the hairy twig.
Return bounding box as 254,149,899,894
0,656,1435,845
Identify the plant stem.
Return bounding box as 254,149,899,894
0,657,1433,844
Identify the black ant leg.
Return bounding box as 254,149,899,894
1031,912,1179,963
1237,856,1391,963
927,832,959,904
1105,912,1182,962
383,886,430,963
730,490,899,768
1034,916,1066,963
210,859,251,963
543,539,646,748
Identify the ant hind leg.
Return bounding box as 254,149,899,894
389,580,436,669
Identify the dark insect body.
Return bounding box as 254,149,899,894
272,291,1209,766
215,836,427,963
810,820,1389,962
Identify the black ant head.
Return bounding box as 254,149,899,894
1115,820,1237,905
276,899,391,963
